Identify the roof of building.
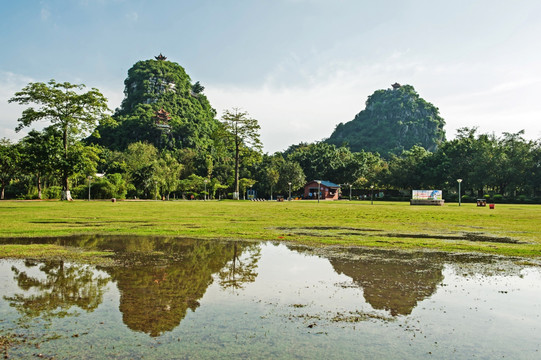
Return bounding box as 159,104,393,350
306,180,340,188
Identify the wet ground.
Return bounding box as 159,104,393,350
0,236,540,359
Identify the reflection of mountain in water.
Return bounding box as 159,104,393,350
331,255,444,316
289,246,445,316
106,240,260,337
108,241,261,336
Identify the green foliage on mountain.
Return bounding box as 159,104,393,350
326,84,446,157
91,58,219,151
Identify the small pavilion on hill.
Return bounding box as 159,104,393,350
155,53,167,61
154,108,171,129
303,180,340,200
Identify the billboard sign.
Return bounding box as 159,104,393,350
412,190,442,200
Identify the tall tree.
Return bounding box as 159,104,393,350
0,139,20,200
221,108,262,199
19,128,63,199
9,80,110,200
123,142,159,198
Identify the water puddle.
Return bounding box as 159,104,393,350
1,236,540,359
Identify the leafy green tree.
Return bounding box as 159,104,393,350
239,178,257,200
155,152,183,200
491,131,536,196
286,142,374,185
221,108,263,199
386,145,432,190
276,161,306,195
123,142,159,198
9,80,110,200
178,174,207,199
0,139,20,200
19,128,63,199
326,84,445,157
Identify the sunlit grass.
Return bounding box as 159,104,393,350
0,200,540,257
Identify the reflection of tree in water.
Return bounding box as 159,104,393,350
218,242,261,291
4,260,110,320
329,251,444,316
1,236,262,336
103,239,261,337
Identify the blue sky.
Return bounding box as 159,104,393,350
1,0,540,153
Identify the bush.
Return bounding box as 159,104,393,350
493,194,503,203
71,184,87,199
44,186,62,199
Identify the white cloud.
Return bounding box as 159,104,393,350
0,72,36,140
206,58,541,153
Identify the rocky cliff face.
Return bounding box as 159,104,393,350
326,84,446,157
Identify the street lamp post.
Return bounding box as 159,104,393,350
288,182,292,201
349,184,352,201
87,176,92,201
316,180,321,203
370,185,374,205
457,179,463,206
204,179,208,201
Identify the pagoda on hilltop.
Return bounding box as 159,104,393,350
154,108,171,129
392,82,401,89
155,53,167,61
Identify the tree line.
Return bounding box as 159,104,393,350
1,80,539,202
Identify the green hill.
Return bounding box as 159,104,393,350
326,84,446,157
92,54,219,151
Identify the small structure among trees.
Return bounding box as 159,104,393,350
154,108,171,129
304,180,340,200
155,53,167,61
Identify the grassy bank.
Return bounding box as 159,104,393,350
0,200,540,258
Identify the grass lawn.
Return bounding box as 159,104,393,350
0,199,540,258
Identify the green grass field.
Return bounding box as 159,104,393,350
0,200,540,258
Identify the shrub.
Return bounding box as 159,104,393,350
71,184,88,199
44,186,62,199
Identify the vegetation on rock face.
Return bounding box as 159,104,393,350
326,84,446,157
91,59,219,151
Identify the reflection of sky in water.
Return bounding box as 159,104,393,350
0,242,540,359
